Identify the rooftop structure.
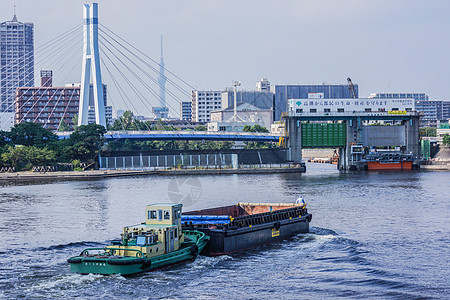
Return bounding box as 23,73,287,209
369,92,429,101
221,90,273,111
209,102,273,132
256,78,271,92
273,84,358,121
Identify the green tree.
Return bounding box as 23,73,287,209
419,127,437,137
243,124,269,133
72,114,78,130
9,122,58,148
1,146,56,171
58,118,71,132
253,125,269,133
194,125,207,131
243,125,255,132
66,123,107,163
0,131,11,148
443,134,450,145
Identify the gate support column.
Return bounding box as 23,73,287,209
285,117,302,163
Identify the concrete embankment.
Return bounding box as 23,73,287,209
302,148,336,159
0,166,305,182
420,164,450,171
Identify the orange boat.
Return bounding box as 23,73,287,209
365,152,414,170
366,161,413,170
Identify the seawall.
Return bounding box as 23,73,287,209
0,165,306,182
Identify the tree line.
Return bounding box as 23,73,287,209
0,122,106,171
0,118,275,171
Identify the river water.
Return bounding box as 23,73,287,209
0,163,448,299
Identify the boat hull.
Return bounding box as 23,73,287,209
367,161,413,170
68,231,209,275
193,214,311,256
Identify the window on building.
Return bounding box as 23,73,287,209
164,210,170,220
365,108,372,112
310,109,317,113
148,210,157,219
296,109,303,113
324,108,331,113
392,108,399,111
337,108,344,112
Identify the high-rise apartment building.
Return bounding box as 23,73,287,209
15,72,112,131
180,101,191,121
368,92,450,126
191,90,223,122
0,14,34,112
15,76,79,131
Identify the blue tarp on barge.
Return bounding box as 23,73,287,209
181,215,231,225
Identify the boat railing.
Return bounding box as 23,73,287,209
80,247,144,258
183,230,206,243
229,206,308,228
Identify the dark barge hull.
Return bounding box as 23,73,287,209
182,203,311,256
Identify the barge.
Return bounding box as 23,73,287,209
365,153,414,170
67,203,209,275
182,202,311,256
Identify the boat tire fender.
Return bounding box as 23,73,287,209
307,214,312,222
67,257,82,264
141,260,152,270
190,244,199,256
274,222,281,231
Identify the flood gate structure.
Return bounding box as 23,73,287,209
284,98,421,170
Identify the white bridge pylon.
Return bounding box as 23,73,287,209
78,3,105,127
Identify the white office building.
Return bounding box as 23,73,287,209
191,90,223,122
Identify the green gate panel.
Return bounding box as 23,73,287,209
301,123,346,148
421,140,430,159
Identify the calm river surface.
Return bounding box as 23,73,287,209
0,163,449,299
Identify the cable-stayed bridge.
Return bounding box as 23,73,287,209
1,3,275,142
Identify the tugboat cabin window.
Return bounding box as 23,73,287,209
148,210,157,219
136,236,146,246
164,210,170,220
158,210,163,221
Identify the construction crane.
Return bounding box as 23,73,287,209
347,77,357,98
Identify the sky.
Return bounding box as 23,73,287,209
1,0,450,116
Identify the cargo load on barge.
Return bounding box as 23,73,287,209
182,202,312,256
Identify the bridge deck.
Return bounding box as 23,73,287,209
57,130,281,142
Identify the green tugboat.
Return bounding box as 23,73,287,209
67,203,209,275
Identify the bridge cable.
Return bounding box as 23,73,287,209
98,36,184,119
99,23,196,93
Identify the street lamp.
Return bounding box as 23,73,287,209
233,80,241,122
